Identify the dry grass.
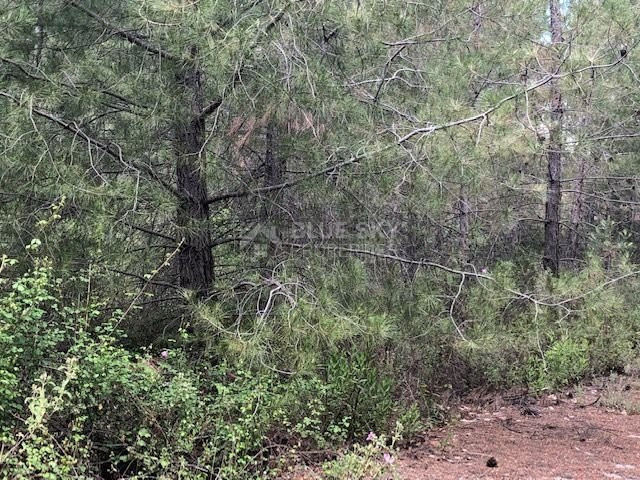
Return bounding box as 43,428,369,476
597,373,640,414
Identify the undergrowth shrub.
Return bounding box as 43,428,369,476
528,338,589,390
0,252,405,479
321,427,401,480
325,351,394,438
456,234,640,392
4,222,640,478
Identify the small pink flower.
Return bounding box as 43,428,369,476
481,268,488,274
383,452,395,464
366,431,377,442
160,350,169,359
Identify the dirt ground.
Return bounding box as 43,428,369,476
288,378,640,479
395,384,640,480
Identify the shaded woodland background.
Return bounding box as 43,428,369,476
2,0,640,478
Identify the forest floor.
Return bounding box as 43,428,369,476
393,376,640,480
288,375,640,479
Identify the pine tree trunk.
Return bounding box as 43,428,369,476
542,0,564,275
567,156,587,260
263,122,283,220
459,0,482,261
175,62,213,297
263,121,284,261
459,186,470,258
399,166,420,282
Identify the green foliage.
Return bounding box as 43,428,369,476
457,236,640,392
5,228,640,478
7,360,84,480
0,256,405,479
326,352,394,438
275,375,351,447
529,338,590,391
3,0,640,476
321,427,401,480
200,263,396,374
0,254,62,428
457,330,535,388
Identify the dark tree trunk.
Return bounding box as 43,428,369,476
567,155,587,260
263,122,284,220
175,62,213,297
262,121,285,262
542,0,564,275
405,206,419,281
458,186,470,258
399,168,419,282
471,0,483,31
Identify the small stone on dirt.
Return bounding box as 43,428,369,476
486,457,498,468
521,406,540,416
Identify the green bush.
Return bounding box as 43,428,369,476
321,427,400,480
528,338,589,391
0,255,403,479
325,351,394,438
5,226,640,479
456,251,640,392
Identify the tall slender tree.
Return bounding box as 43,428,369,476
542,0,565,274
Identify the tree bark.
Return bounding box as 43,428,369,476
175,61,214,297
542,0,564,275
33,0,45,67
263,122,284,220
458,186,470,257
263,121,285,261
567,155,587,260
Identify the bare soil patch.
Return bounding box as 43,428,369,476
287,378,640,479
395,381,640,479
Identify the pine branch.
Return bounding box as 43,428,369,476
108,268,182,291
0,90,180,198
195,3,290,120
273,241,640,310
397,55,630,144
205,155,361,205
67,0,182,63
196,99,223,121
125,223,177,243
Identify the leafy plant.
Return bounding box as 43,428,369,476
529,338,589,391
321,427,401,480
326,351,395,439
